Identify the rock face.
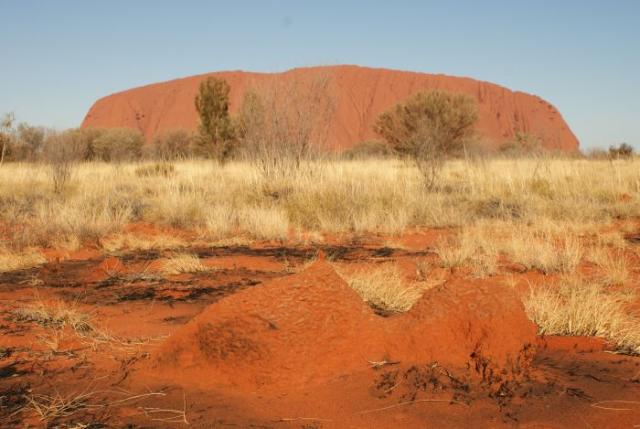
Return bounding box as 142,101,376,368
82,65,579,151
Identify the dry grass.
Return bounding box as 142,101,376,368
13,298,111,346
434,228,498,277
524,277,640,354
337,263,428,312
0,248,46,273
20,385,186,426
586,247,629,286
101,233,187,253
506,230,583,274
162,253,212,275
0,157,637,248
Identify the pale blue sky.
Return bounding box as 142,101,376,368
1,1,639,149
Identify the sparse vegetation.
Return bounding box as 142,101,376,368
0,112,15,165
0,248,46,272
609,142,634,159
13,299,100,340
524,277,640,354
337,263,427,313
374,90,478,188
162,253,213,275
194,77,235,160
0,157,638,250
236,75,334,180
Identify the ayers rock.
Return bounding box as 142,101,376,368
82,65,579,151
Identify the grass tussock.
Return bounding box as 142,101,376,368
13,299,102,341
506,231,583,274
434,228,498,277
524,277,640,354
0,248,46,273
586,247,629,286
337,263,427,313
162,253,213,275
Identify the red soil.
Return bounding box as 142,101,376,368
149,256,536,392
81,65,579,151
2,229,639,428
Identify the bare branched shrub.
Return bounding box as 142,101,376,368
0,112,15,165
42,132,76,194
374,90,477,189
236,74,335,180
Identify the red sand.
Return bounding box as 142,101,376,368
82,65,579,151
149,257,536,392
2,229,639,428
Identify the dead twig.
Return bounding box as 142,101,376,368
276,417,333,423
591,400,640,411
356,398,469,415
368,359,400,369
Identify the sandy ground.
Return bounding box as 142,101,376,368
1,230,639,428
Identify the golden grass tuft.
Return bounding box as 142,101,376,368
434,229,498,277
162,253,213,275
524,277,640,354
14,299,95,336
0,248,46,273
586,247,629,286
337,263,427,313
506,231,583,274
12,298,113,351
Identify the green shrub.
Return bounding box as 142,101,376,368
194,77,235,160
92,128,144,161
374,90,477,188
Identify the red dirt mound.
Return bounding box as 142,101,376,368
82,65,579,151
149,258,537,391
151,256,387,390
390,278,538,383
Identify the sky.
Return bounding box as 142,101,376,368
1,0,639,150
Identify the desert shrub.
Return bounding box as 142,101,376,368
194,77,235,161
374,90,477,189
92,128,144,161
585,148,609,159
342,140,393,159
0,122,47,162
42,128,103,162
236,74,334,180
149,129,195,160
608,143,634,159
41,132,81,194
135,162,176,178
15,124,47,161
0,112,15,165
498,132,544,156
